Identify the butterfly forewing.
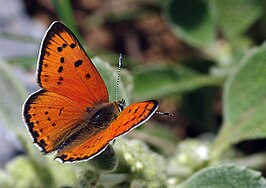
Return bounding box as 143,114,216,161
55,100,159,162
38,22,109,105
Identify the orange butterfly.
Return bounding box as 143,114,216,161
22,21,162,163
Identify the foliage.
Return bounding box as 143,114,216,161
1,0,266,187
212,43,266,158
175,164,266,188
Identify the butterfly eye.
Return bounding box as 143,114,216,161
117,99,126,112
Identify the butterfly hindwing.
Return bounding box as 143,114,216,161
23,90,88,153
38,21,109,105
55,100,159,162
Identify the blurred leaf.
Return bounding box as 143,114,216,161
7,156,47,188
79,169,100,188
6,156,77,188
212,43,266,158
216,0,263,39
132,64,223,100
175,164,266,188
84,6,158,29
99,174,129,187
165,0,216,48
45,158,77,187
127,127,177,156
0,59,27,130
51,0,81,41
8,55,36,69
0,32,39,44
208,37,252,76
92,57,133,103
0,170,13,188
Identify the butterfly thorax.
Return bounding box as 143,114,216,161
87,101,123,129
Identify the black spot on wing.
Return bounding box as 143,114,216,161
74,60,83,67
57,47,63,52
60,57,64,63
70,43,76,48
85,73,91,79
58,66,63,73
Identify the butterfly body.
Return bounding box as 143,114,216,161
23,21,159,163
87,100,124,129
53,100,123,150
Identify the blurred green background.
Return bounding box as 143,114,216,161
1,0,266,187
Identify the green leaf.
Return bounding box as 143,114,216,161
165,0,216,48
216,0,263,39
0,59,27,131
175,164,266,188
133,64,223,100
212,43,266,158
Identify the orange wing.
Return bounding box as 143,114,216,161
23,21,108,153
37,21,108,105
23,90,88,153
55,100,159,163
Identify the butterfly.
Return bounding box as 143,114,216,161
22,21,163,163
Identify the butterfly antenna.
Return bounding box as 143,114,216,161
156,111,174,116
116,54,122,101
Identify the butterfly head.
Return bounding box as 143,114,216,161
117,99,126,112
